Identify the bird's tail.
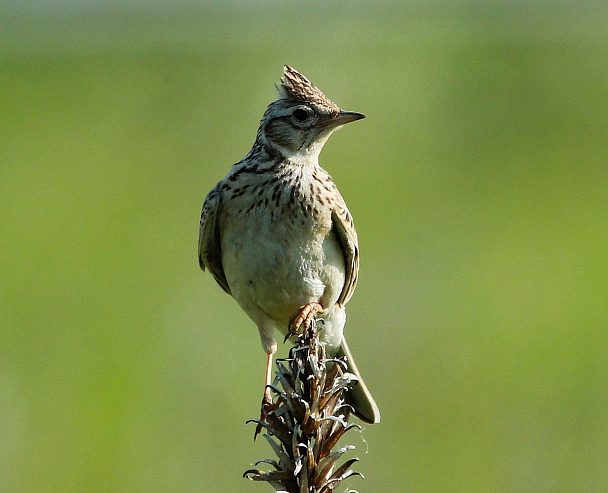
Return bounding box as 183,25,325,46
336,337,381,424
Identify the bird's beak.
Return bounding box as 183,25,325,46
314,111,366,128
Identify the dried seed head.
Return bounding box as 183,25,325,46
244,321,364,493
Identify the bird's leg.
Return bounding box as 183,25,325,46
263,351,274,406
256,351,278,438
286,301,323,341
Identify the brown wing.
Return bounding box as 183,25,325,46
198,186,231,295
331,204,359,306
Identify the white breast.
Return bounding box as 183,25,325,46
220,177,345,330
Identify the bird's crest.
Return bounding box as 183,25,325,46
278,65,341,115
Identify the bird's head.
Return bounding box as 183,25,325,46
258,65,365,160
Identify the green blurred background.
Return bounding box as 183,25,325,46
2,1,608,491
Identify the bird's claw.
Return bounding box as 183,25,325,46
255,387,279,439
285,302,323,342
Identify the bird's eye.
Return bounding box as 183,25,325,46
292,108,312,122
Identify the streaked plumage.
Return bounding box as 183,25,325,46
199,65,380,424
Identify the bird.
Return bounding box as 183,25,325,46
198,65,380,424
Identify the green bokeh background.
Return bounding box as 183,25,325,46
2,2,608,492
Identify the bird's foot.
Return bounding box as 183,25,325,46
285,302,323,342
255,386,278,439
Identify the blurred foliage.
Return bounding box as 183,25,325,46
1,1,608,492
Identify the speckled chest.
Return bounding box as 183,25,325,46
218,161,339,238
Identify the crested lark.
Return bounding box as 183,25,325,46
198,65,380,424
